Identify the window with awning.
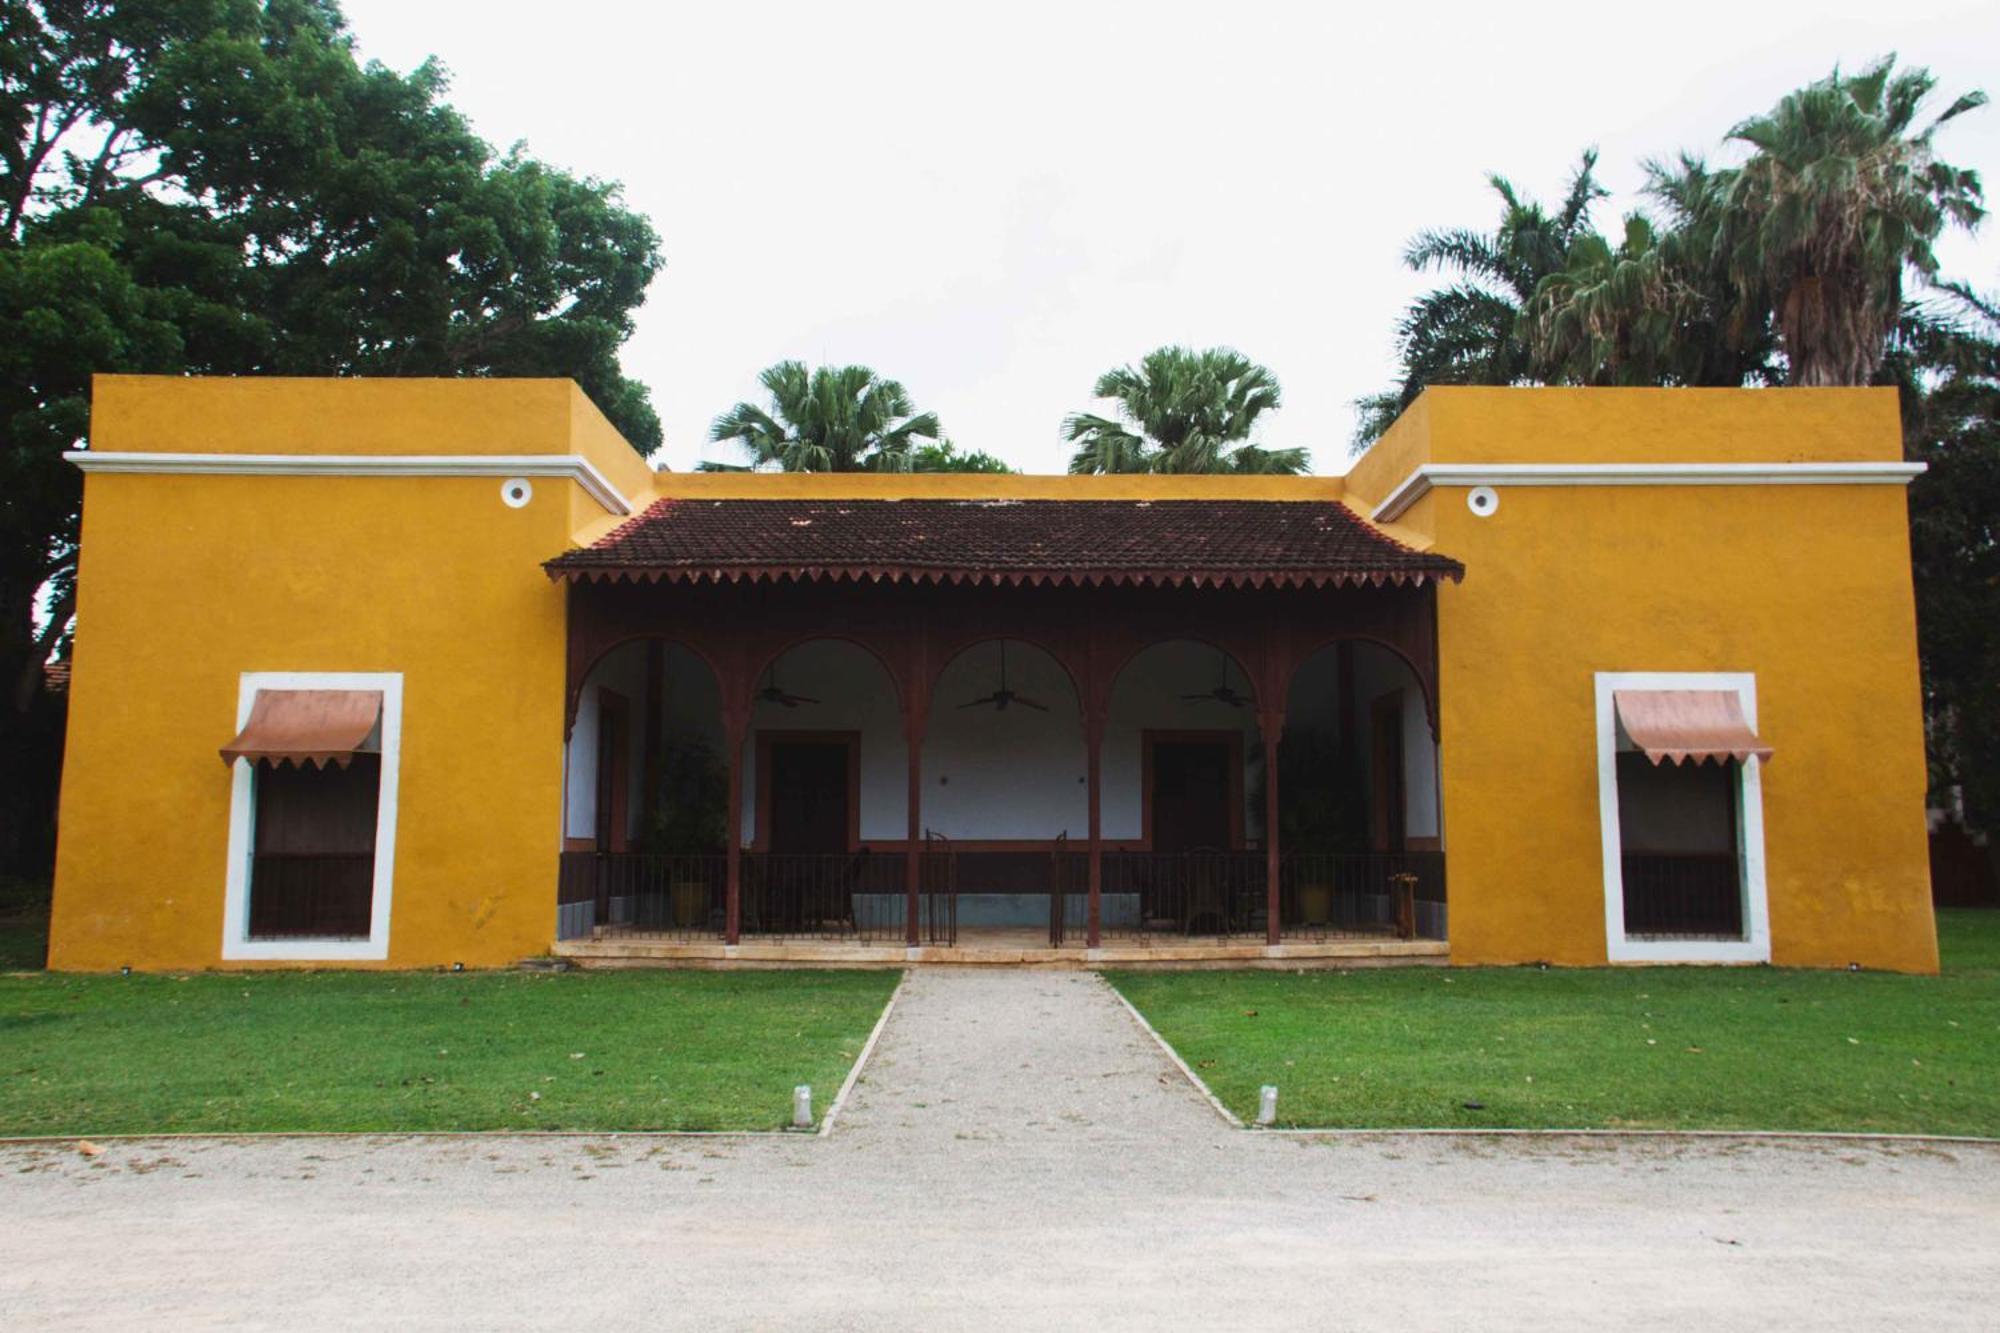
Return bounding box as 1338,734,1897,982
1610,688,1767,942
223,688,384,940
220,689,383,768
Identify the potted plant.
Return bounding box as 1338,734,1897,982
642,733,728,927
1254,728,1366,925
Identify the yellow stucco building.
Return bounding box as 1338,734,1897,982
48,376,1936,973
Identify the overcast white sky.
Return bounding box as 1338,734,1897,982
340,0,1999,475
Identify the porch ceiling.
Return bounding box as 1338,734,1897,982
544,499,1464,590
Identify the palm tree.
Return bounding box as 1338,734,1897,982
1065,346,1306,474
1354,152,1607,445
704,361,941,471
1718,57,1986,386
1638,153,1782,387
1523,214,1698,386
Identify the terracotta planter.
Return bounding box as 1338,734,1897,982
671,880,708,928
1299,883,1332,926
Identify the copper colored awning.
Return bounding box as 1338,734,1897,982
1614,690,1772,767
220,689,383,768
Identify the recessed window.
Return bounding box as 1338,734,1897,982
249,755,382,939
1595,673,1770,964
222,673,402,960
1614,752,1743,940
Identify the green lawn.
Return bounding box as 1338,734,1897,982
1109,910,2000,1136
0,968,897,1135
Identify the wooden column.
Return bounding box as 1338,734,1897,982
904,728,923,946
722,705,748,946
902,630,929,947
1085,710,1105,948
641,640,664,833
1335,640,1357,774
1260,710,1284,946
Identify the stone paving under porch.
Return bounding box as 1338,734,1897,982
552,925,1450,969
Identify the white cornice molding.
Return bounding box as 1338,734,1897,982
1370,461,1927,523
62,450,636,516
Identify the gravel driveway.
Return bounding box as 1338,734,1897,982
8,968,1997,1330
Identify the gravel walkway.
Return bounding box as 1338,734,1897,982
8,968,1997,1330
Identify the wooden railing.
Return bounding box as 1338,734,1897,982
559,849,917,943
558,851,728,941
559,846,1449,946
1098,850,1268,942
247,852,374,940
1280,851,1446,941
1621,852,1742,939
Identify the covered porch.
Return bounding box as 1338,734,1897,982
545,497,1462,963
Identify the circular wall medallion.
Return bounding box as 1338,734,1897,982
1466,485,1499,518
501,477,534,509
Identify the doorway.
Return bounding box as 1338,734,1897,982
1146,732,1243,851
594,689,630,853
759,733,858,853
1369,691,1407,853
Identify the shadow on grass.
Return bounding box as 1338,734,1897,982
0,876,49,972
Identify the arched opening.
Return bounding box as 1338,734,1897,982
560,638,728,940
1279,640,1445,940
922,639,1085,931
1101,640,1267,939
740,638,905,938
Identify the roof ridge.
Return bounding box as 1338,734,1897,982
544,496,1463,589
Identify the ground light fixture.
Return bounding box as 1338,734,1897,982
1257,1085,1278,1126
793,1085,813,1128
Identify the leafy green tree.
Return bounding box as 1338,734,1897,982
0,0,663,874
1881,285,2000,829
912,439,1014,473
1065,345,1306,474
704,361,941,472
1354,152,1606,444
1720,56,1986,386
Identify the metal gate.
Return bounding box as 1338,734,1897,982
922,829,957,945
1049,832,1068,946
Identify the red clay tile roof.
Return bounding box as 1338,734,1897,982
545,498,1463,590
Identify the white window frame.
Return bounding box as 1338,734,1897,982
1595,671,1769,964
222,671,403,961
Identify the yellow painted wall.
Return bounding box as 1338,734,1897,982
49,377,644,970
92,375,586,457
1377,387,1934,973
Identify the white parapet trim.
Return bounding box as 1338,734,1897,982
63,450,637,516
1370,461,1927,523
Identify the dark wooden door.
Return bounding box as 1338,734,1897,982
249,756,380,938
1369,692,1407,852
768,740,851,853
1151,740,1233,851
594,691,630,853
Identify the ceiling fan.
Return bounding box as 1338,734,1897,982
755,665,819,708
959,642,1049,713
1182,652,1250,708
